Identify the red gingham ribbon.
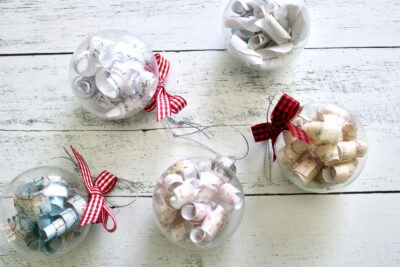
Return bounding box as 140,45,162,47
251,94,311,160
71,146,118,232
144,53,187,121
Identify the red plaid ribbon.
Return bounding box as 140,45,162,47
251,94,310,160
144,53,187,121
71,146,118,232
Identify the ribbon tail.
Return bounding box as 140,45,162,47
166,92,187,115
156,88,171,121
287,123,311,144
100,202,117,232
79,194,103,226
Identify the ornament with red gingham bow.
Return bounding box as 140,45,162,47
144,53,187,121
251,94,311,160
71,146,118,232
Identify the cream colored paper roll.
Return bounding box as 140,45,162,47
337,141,357,162
290,139,308,154
291,157,321,185
302,121,340,145
171,222,186,241
321,160,357,184
311,144,340,165
356,140,368,157
283,131,295,145
284,144,303,162
277,147,290,165
342,123,357,141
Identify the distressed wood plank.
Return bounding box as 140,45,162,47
1,194,400,266
0,125,396,195
0,49,399,131
0,0,399,53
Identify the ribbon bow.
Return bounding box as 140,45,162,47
71,146,118,232
251,94,311,160
144,53,187,121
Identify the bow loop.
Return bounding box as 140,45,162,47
144,53,187,121
251,94,310,160
70,146,118,232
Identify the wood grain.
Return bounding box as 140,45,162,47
0,0,399,54
1,194,399,266
0,124,396,195
0,49,399,131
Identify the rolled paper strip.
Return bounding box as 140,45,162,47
277,148,290,165
0,221,16,242
170,182,195,209
72,76,97,99
133,70,158,96
8,214,37,240
181,203,209,221
316,105,350,121
60,208,79,230
163,174,184,192
283,130,296,145
40,236,65,255
356,140,368,157
232,0,252,15
235,29,255,41
108,61,133,88
47,175,67,184
303,121,340,145
291,157,321,185
43,218,67,241
201,205,225,239
342,123,357,141
89,37,115,65
156,201,177,225
190,227,208,245
321,160,357,184
290,139,308,154
171,222,186,241
153,187,165,205
225,16,260,32
37,214,52,229
286,3,308,44
106,94,143,118
291,117,305,127
273,5,289,31
44,182,68,198
248,33,270,50
172,160,198,181
49,196,65,216
219,183,242,208
311,144,340,166
196,159,213,173
73,50,96,77
213,156,237,175
25,232,40,251
14,191,51,219
283,144,303,162
66,195,88,219
95,68,120,99
255,12,292,45
195,185,216,203
200,171,224,188
337,141,357,163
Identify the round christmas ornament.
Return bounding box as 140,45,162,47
152,118,248,249
223,0,310,70
251,94,368,192
0,147,119,257
69,30,186,120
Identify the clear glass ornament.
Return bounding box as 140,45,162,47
69,30,159,119
0,166,90,257
275,103,368,192
223,0,310,70
152,157,245,250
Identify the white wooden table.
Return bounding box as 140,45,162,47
1,0,400,266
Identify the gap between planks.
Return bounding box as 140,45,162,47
0,46,400,57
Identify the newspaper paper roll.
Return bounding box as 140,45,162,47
291,157,321,185
321,160,357,184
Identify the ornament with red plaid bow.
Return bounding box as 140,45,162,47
251,94,311,160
